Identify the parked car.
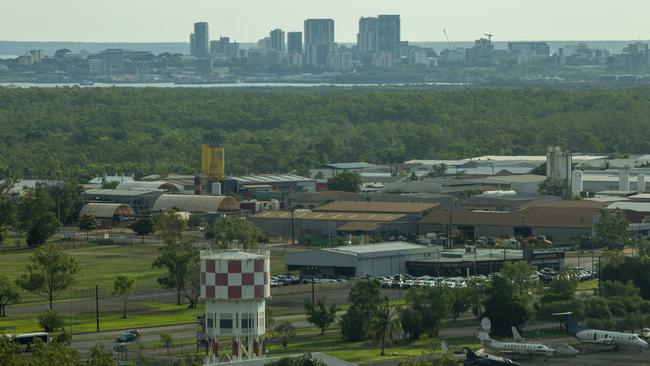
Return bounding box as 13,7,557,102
116,329,140,343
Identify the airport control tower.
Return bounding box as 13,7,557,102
200,249,271,362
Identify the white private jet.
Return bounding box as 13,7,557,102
511,326,579,357
478,318,555,359
554,312,649,352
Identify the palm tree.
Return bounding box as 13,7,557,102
371,298,402,356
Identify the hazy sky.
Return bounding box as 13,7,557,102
3,0,649,42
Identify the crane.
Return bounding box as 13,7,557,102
443,27,454,49
484,33,493,41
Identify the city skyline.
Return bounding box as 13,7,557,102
3,0,650,43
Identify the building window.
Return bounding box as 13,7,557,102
220,314,233,329
241,313,254,332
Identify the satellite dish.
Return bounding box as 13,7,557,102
481,317,492,332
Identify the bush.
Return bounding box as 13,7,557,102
38,309,64,332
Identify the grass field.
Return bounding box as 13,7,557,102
0,244,166,302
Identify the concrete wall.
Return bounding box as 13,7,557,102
531,227,592,243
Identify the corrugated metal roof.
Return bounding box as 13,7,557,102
336,222,382,232
226,174,313,184
322,162,381,170
323,242,427,254
522,200,607,209
152,194,240,213
253,211,405,222
608,202,650,213
116,181,182,192
314,201,437,214
85,189,162,196
79,203,135,218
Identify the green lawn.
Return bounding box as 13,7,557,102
577,279,598,292
0,301,202,334
0,244,166,302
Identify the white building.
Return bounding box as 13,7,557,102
285,242,440,278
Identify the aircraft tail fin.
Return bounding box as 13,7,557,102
511,326,524,341
464,347,479,360
441,341,449,354
478,330,491,343
553,312,585,336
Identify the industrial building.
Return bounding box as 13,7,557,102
285,242,564,278
419,200,604,243
78,203,135,228
285,242,439,278
115,181,182,192
84,189,163,215
152,194,240,213
313,200,437,217
250,210,411,240
222,174,316,196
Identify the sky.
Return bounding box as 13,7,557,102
2,0,650,43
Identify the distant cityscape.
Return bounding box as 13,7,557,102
1,15,650,85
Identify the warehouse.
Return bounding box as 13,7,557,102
419,201,602,243
250,210,412,241
116,181,183,193
313,201,437,219
222,174,316,196
285,242,439,278
78,203,135,228
84,189,163,215
152,194,240,213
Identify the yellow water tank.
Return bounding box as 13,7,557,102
201,144,225,180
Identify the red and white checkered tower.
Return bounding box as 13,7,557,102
200,249,271,361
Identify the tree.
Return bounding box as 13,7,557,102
30,338,79,366
212,216,263,250
14,185,60,247
130,217,155,241
0,336,22,366
266,353,326,366
304,297,337,335
47,181,86,225
0,275,21,317
266,305,275,330
499,261,538,296
160,332,173,355
274,321,297,349
154,211,186,244
595,208,629,245
450,287,471,322
327,171,362,192
483,275,530,337
152,241,199,306
404,286,454,337
0,178,16,245
88,344,114,366
78,214,97,240
370,298,401,356
113,275,136,319
340,278,383,341
425,163,447,178
16,243,78,310
38,309,64,332
100,180,119,189
601,280,641,298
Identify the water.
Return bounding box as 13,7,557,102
0,55,18,60
0,81,469,89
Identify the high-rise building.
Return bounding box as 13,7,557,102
287,32,303,53
190,33,195,56
377,15,400,60
270,29,286,53
210,37,240,59
304,19,335,67
194,22,210,58
357,17,378,60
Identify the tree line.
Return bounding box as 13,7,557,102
3,87,650,180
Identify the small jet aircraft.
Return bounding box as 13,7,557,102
441,341,520,365
554,312,649,351
511,326,579,357
478,318,554,359
463,347,521,366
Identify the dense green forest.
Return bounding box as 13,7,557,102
1,86,650,180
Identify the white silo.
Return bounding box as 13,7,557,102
200,249,271,362
571,170,583,196
619,169,630,191
638,174,646,193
